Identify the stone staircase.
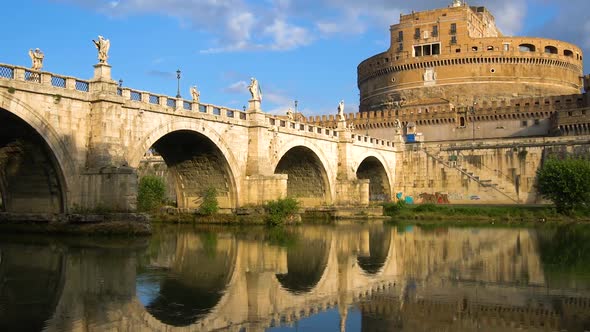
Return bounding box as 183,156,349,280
421,148,520,203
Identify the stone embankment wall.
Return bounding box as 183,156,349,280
395,136,590,204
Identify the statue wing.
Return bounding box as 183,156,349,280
104,39,110,54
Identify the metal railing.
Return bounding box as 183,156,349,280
51,75,66,88
24,70,40,83
130,90,141,101
183,101,191,111
166,98,176,108
75,80,89,92
149,95,160,105
0,65,14,79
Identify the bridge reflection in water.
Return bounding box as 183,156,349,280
1,224,590,331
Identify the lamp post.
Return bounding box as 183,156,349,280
118,79,123,87
176,69,181,98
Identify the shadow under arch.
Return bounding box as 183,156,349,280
274,146,332,206
357,225,392,275
142,130,238,210
0,106,68,212
137,231,238,327
356,156,392,202
275,232,330,294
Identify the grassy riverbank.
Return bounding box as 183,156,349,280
384,202,590,227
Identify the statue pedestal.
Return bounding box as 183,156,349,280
93,63,112,81
248,99,262,112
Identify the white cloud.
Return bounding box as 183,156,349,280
223,80,248,94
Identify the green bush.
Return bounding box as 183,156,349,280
265,198,300,226
137,176,166,212
537,157,590,214
383,200,407,216
199,187,219,215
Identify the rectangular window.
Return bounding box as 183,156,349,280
450,23,457,34
432,43,440,55
424,44,432,56
451,36,457,44
398,43,403,52
521,120,528,127
398,31,403,42
414,45,423,57
503,43,510,51
432,25,438,37
414,28,421,40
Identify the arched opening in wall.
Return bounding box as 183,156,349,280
0,244,65,331
276,231,330,294
519,44,536,52
143,130,236,211
459,116,466,127
545,46,558,54
275,146,331,206
564,49,574,57
356,157,391,202
136,230,237,326
357,225,392,275
0,108,65,213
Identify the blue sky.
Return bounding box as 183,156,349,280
2,0,589,116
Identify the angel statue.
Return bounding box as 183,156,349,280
337,100,345,121
92,35,110,64
28,48,44,71
248,77,262,101
190,85,200,103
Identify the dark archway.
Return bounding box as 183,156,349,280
276,235,330,294
357,226,392,275
357,157,391,202
275,146,330,205
0,108,65,213
143,130,236,210
137,231,237,326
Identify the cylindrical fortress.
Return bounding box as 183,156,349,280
358,2,584,112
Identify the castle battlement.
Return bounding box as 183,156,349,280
357,2,584,112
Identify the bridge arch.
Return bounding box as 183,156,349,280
0,93,74,212
354,153,394,202
127,120,241,209
357,225,393,275
273,140,334,206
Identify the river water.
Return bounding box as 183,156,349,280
1,223,589,331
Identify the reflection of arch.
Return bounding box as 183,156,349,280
276,235,330,294
357,226,392,275
274,143,333,205
136,233,238,327
128,120,241,208
0,94,73,212
356,156,392,202
0,243,65,331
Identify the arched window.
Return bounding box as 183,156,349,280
519,44,536,52
459,116,465,127
544,46,558,54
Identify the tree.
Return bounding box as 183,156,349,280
198,187,219,215
137,175,166,212
537,157,590,214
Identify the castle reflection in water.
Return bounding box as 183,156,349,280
1,223,589,331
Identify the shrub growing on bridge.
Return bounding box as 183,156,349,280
265,198,300,226
537,157,590,214
198,187,219,215
137,175,166,212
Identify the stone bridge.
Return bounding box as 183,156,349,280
0,61,400,212
2,225,588,331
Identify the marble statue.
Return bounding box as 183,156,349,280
286,107,294,120
28,48,44,71
248,77,262,101
394,119,402,135
337,100,345,121
190,85,200,102
92,35,110,64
